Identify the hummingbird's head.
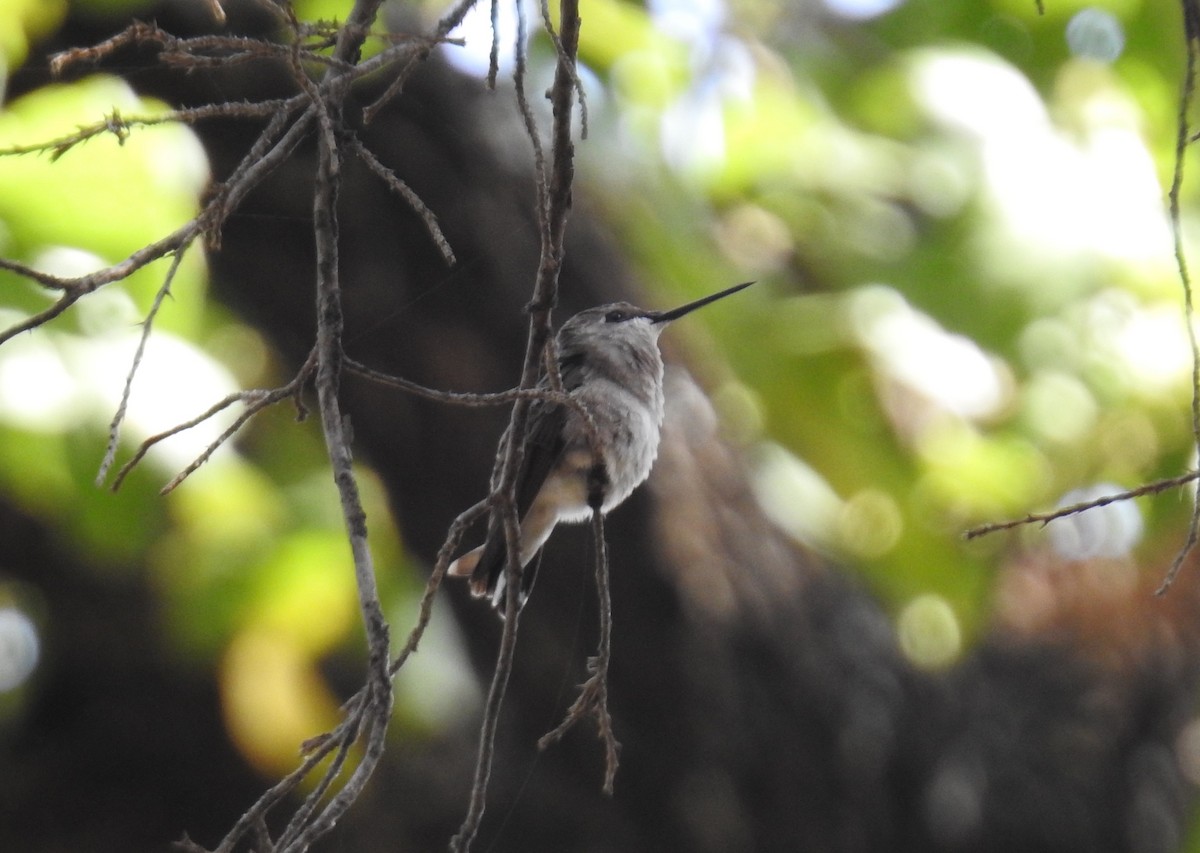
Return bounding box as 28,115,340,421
556,302,664,365
557,280,756,355
555,282,754,385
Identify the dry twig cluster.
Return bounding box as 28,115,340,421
0,0,621,850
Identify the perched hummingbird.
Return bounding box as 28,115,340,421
447,281,753,613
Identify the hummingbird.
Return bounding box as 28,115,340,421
447,281,754,614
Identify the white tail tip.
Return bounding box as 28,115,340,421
447,546,483,579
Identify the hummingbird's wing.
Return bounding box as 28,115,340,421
469,352,585,609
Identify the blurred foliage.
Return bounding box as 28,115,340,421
0,2,66,72
0,0,1197,818
0,9,450,776
551,0,1199,645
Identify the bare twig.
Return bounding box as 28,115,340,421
1159,509,1200,595
0,221,200,346
0,108,148,160
345,354,588,413
537,0,589,140
147,391,276,493
515,0,550,232
50,21,354,77
108,348,318,494
49,21,158,75
0,257,77,290
449,506,524,853
274,4,396,848
542,0,582,278
0,291,83,344
97,246,191,487
487,0,501,89
360,0,483,125
202,705,362,853
202,100,314,245
538,501,621,794
346,136,457,265
274,716,361,849
391,499,488,675
964,470,1200,541
1160,0,1200,593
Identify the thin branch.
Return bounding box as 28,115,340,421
141,391,270,494
166,11,411,853
97,246,191,486
538,0,589,140
288,706,393,850
0,221,200,346
345,355,583,412
108,347,317,495
203,708,359,853
450,502,525,853
1162,0,1200,592
0,257,76,290
346,136,456,266
202,101,314,246
46,15,441,84
0,109,142,160
48,21,160,75
275,717,361,850
28,33,442,164
50,22,355,77
538,500,620,794
361,0,484,125
515,0,551,233
964,470,1200,540
542,0,583,279
0,291,82,345
340,29,464,80
487,0,501,89
1159,509,1200,595
390,499,488,675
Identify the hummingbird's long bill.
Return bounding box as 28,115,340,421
648,280,755,324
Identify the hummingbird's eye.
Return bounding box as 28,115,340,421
605,309,629,323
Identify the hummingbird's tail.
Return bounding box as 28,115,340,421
446,546,483,580
447,531,539,615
